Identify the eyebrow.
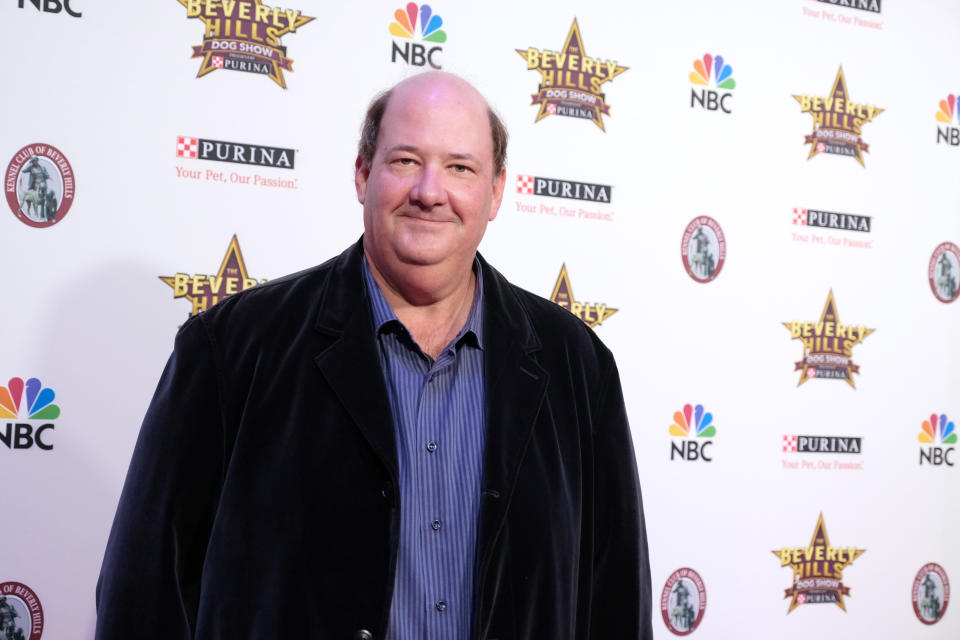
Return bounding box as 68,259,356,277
385,145,480,163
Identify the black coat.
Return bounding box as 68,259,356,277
96,240,652,639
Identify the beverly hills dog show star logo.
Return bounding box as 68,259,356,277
176,0,314,88
794,67,883,166
160,235,266,320
549,264,617,328
772,513,865,613
783,290,874,388
516,19,628,130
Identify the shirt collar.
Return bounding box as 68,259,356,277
362,256,485,350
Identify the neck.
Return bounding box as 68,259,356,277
365,254,477,360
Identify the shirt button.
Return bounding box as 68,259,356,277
426,441,438,453
431,519,442,531
436,600,447,612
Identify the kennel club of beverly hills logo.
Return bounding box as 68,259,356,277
681,216,726,283
160,235,266,320
783,290,873,388
661,568,706,635
517,19,628,130
929,242,960,303
913,563,950,625
176,0,314,88
0,582,43,639
550,264,617,328
773,514,865,613
794,67,883,166
5,143,75,228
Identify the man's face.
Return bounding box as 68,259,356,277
356,76,506,276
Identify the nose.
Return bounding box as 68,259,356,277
409,162,447,209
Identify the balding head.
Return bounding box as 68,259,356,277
358,72,508,178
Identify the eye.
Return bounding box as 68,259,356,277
452,164,470,173
395,157,416,166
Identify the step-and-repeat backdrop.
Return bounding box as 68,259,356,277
1,0,958,637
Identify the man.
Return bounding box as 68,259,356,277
96,72,652,639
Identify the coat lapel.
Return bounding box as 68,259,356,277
475,256,549,575
312,242,399,481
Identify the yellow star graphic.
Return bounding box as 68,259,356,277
176,0,315,88
160,235,266,320
783,290,874,389
793,66,883,167
516,19,628,131
550,264,617,328
772,513,865,613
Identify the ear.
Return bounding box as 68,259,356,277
355,155,370,204
488,166,506,222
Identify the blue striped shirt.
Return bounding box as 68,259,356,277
363,258,486,640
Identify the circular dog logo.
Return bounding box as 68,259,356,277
661,567,706,635
913,563,950,625
0,582,44,639
929,242,960,303
681,216,726,283
5,143,75,228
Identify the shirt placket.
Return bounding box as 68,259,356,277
417,348,456,639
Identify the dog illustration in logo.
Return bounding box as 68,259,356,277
0,597,26,640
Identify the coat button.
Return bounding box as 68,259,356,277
435,600,447,612
380,482,393,500
354,630,373,640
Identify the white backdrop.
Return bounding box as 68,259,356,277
1,0,958,637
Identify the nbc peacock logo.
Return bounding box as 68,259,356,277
669,403,716,462
0,377,60,452
689,53,735,114
936,94,959,146
918,413,956,467
389,3,447,69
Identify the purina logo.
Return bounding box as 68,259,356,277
929,242,960,303
794,67,883,167
0,377,60,452
17,0,80,17
689,53,735,113
669,403,716,462
661,568,707,635
390,3,446,69
176,136,295,169
0,582,44,639
517,19,628,131
176,0,315,88
160,235,267,321
918,413,956,467
936,94,959,146
817,0,880,13
781,434,864,471
773,513,865,613
792,207,870,233
515,175,611,203
783,435,862,454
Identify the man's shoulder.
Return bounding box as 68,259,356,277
482,261,613,365
185,243,360,345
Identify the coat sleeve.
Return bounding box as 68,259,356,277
95,316,226,639
589,358,653,639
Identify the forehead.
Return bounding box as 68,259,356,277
377,81,493,161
